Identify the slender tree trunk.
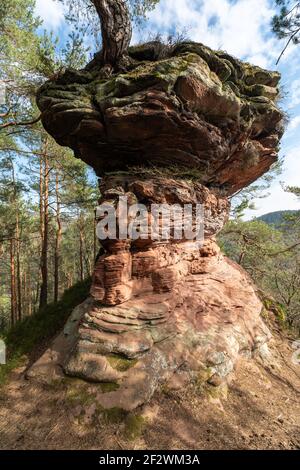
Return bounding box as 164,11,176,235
54,172,62,303
83,249,92,277
27,271,32,316
38,155,44,309
15,213,22,321
79,225,84,282
10,159,22,321
67,272,73,289
22,271,27,316
39,157,44,242
10,238,17,326
78,213,86,282
238,250,246,265
34,281,40,311
94,218,97,263
92,0,132,66
39,150,49,309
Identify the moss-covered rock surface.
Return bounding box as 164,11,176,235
37,41,284,195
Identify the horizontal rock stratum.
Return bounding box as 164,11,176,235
32,41,285,410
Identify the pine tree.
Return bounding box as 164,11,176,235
272,0,300,62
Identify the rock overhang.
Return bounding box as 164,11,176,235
37,41,285,195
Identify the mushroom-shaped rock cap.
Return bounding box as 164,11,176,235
37,41,284,195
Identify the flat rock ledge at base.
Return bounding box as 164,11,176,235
27,243,272,411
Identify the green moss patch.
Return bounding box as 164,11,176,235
196,367,214,385
65,385,95,407
124,414,147,441
102,407,127,424
263,297,287,326
205,383,228,400
99,382,120,393
107,354,138,372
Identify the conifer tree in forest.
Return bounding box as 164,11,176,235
0,0,97,326
272,0,300,62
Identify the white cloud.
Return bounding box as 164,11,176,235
281,146,300,187
35,0,64,29
31,0,299,217
136,0,283,67
287,115,300,132
288,79,300,109
246,183,299,218
133,0,299,217
245,146,300,218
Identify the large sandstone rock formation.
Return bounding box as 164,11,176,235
33,41,284,410
37,42,283,194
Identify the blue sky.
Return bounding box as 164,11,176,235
34,0,300,218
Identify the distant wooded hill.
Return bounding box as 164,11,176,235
257,210,299,225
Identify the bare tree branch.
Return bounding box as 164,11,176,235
0,114,41,131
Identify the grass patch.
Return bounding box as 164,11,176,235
205,383,228,400
124,414,147,441
0,278,91,386
105,163,207,182
103,407,127,424
99,408,147,440
65,385,95,407
263,297,287,326
196,367,214,386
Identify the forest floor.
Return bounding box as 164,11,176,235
0,328,299,450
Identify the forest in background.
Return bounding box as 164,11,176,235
0,0,98,329
0,0,300,335
219,205,300,332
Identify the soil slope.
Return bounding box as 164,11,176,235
0,328,299,450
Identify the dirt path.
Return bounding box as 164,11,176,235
0,332,299,450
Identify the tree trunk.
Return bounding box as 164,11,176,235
10,238,17,326
38,154,44,309
15,212,22,321
79,226,84,282
39,151,49,309
54,172,62,303
67,272,73,289
22,271,27,317
39,157,44,242
27,271,32,316
94,218,98,263
10,159,22,322
92,0,132,66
